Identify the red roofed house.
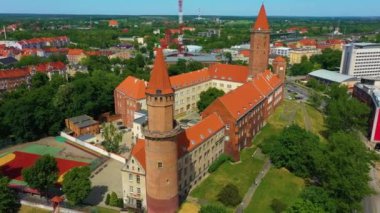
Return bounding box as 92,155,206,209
109,20,119,28
297,38,317,49
121,113,225,211
114,76,147,128
67,49,86,64
0,68,30,92
30,61,67,80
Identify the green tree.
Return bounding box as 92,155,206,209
325,86,370,134
315,132,376,212
31,72,49,89
200,204,227,213
310,48,342,71
22,155,58,197
197,88,225,112
0,176,21,213
109,192,118,207
289,56,317,76
271,199,287,213
287,199,325,213
62,167,91,205
217,183,242,207
105,193,110,205
299,186,336,213
261,125,321,178
102,123,122,153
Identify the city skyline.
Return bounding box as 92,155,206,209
0,0,379,17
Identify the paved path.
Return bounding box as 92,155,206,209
236,151,271,213
301,104,312,131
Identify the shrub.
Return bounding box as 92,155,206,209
117,198,124,208
208,154,231,173
109,192,118,207
105,193,110,205
200,204,227,213
270,198,287,213
217,183,242,207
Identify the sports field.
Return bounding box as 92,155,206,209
0,142,95,187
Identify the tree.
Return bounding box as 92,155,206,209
31,72,49,89
310,48,342,71
0,176,20,213
325,85,370,134
105,193,110,205
109,192,118,207
200,204,227,213
315,132,377,212
217,183,242,207
287,199,325,213
62,167,91,205
22,155,58,197
271,199,287,213
299,186,336,213
261,125,321,178
102,123,123,153
289,56,318,76
197,88,225,112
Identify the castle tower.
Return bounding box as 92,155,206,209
144,49,181,213
272,56,287,81
249,4,271,80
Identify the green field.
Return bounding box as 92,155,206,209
245,168,305,213
190,147,267,207
21,144,62,156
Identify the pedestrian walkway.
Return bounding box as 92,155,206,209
236,149,271,213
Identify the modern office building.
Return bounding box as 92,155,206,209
340,43,380,78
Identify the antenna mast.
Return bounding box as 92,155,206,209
3,26,7,40
178,0,185,57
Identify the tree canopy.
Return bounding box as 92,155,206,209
62,166,92,205
102,123,123,153
22,155,59,196
197,87,225,112
0,176,20,213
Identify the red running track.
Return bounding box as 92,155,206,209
0,151,88,181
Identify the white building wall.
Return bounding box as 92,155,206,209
340,44,380,77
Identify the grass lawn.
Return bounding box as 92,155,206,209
190,147,266,207
19,205,50,213
245,168,305,213
93,206,120,213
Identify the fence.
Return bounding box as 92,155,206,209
60,132,126,164
21,200,83,213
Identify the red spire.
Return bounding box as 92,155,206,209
146,48,174,95
253,4,270,31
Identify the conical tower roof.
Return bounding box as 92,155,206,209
146,48,174,95
253,4,270,31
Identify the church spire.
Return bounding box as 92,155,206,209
146,48,174,95
253,4,270,31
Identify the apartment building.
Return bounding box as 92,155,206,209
340,43,380,78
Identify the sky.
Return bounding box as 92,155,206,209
0,0,379,17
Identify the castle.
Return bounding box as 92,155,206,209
117,4,286,212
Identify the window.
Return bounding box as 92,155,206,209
129,174,133,181
137,187,141,194
130,186,133,192
158,162,163,168
136,175,140,184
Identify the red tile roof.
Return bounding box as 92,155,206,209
208,64,249,83
116,76,147,100
253,4,270,31
170,68,210,90
131,139,146,170
34,62,66,73
146,48,174,95
0,68,29,79
251,74,273,96
239,50,250,57
178,113,225,157
273,56,286,63
299,38,317,47
109,20,119,26
218,83,265,119
261,70,282,88
67,49,84,56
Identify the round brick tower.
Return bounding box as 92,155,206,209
144,48,181,213
249,4,271,80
